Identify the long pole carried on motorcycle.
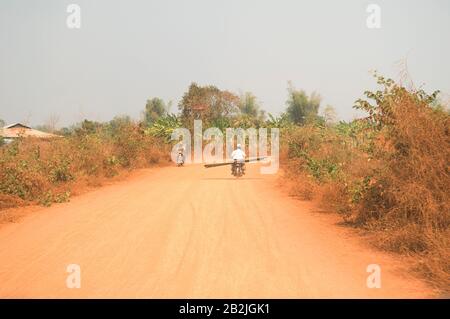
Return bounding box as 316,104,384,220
203,157,268,168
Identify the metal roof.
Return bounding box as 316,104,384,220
0,123,59,139
3,123,31,129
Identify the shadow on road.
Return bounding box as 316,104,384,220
201,177,263,180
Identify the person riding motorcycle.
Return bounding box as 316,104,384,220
176,146,185,166
231,144,246,175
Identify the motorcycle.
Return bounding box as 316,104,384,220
231,160,245,177
176,152,185,167
204,157,266,177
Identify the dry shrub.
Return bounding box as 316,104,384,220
357,91,449,228
283,75,450,293
285,171,316,201
415,231,450,294
317,181,349,216
373,223,430,253
0,193,28,210
355,88,449,292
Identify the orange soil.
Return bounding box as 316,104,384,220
0,164,434,298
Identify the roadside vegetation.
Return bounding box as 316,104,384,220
280,75,449,293
0,117,170,211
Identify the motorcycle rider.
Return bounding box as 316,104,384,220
176,146,185,166
231,144,246,175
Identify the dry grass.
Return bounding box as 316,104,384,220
282,78,450,294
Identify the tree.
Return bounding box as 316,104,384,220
237,92,266,124
75,119,102,135
144,98,167,126
322,105,337,125
107,115,133,135
266,113,291,129
286,82,321,125
145,114,182,142
56,127,73,136
238,92,260,117
179,83,240,127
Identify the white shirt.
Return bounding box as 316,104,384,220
231,149,246,161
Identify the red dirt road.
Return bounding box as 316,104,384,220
0,164,433,298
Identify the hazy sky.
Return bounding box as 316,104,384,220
0,0,449,127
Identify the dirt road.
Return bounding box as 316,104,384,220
0,164,432,298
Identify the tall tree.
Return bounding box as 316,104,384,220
286,83,321,125
144,98,167,125
238,92,265,120
179,83,239,127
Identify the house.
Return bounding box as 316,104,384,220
0,123,59,143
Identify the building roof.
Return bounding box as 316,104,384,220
4,123,31,129
0,123,59,139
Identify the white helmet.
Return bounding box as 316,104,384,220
237,144,242,149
